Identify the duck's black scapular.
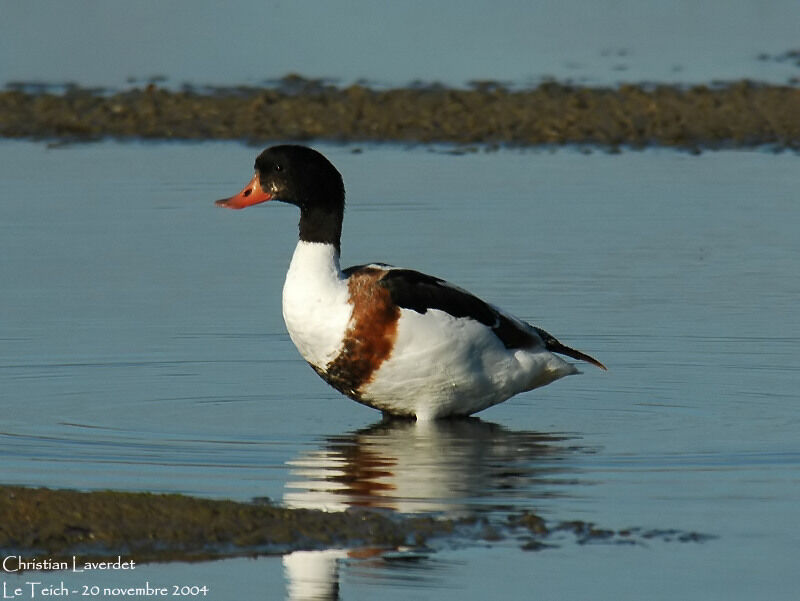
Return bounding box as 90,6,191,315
216,145,605,419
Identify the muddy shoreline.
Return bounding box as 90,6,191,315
1,77,798,150
0,485,710,566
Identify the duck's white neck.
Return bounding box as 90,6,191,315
286,240,343,281
282,241,351,369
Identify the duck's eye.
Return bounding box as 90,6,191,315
274,164,283,172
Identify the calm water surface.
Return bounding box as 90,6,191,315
1,141,799,599
3,0,800,88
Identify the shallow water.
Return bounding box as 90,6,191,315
1,141,799,598
2,0,800,88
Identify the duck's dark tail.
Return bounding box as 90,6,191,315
533,327,607,370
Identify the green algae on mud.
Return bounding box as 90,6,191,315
1,77,799,150
0,486,713,566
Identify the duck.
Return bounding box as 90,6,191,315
216,145,605,419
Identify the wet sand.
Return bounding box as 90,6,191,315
0,485,710,565
1,77,798,150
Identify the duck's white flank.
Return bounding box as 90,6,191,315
359,305,578,419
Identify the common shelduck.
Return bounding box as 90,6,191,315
216,145,605,419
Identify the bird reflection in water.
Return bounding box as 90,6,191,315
282,417,586,600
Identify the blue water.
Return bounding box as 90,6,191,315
1,141,799,600
2,0,800,88
2,1,800,599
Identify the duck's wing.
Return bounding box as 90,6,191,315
376,267,539,350
342,264,605,368
530,325,607,370
345,266,606,369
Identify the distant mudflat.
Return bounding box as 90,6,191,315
1,76,798,150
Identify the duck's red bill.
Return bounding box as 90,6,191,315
215,174,272,209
